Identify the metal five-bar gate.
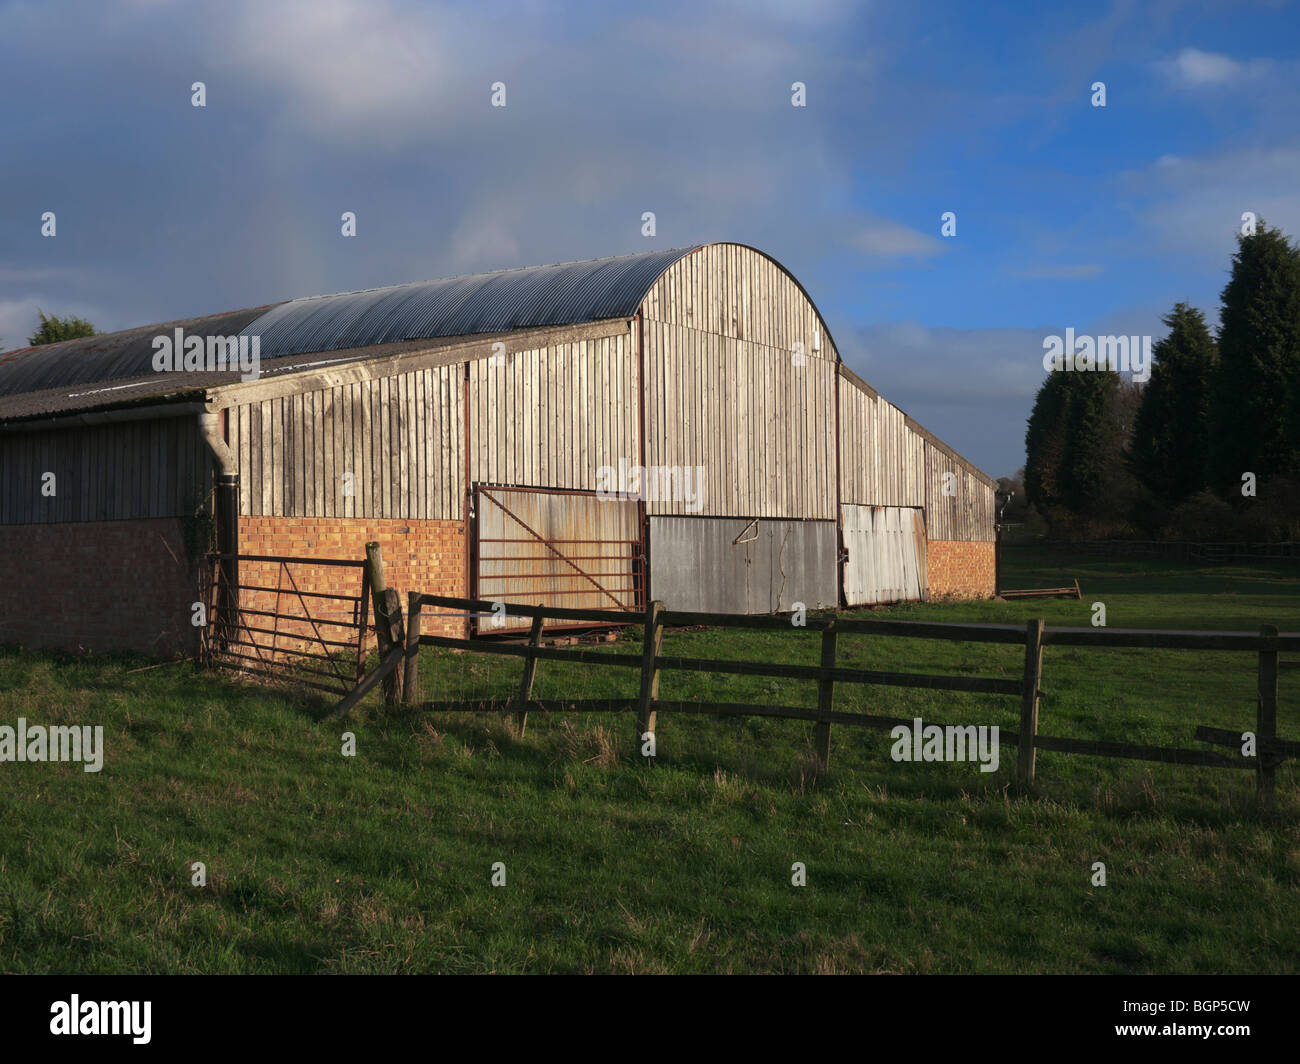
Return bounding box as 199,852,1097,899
472,485,643,631
203,552,371,695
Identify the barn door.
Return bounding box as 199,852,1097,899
473,486,643,630
841,505,928,606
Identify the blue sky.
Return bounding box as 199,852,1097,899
2,0,1298,477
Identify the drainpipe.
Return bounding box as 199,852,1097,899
200,410,239,649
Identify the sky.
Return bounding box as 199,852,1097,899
2,0,1298,478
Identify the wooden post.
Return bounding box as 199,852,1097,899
814,624,837,771
1018,618,1045,783
403,592,422,706
364,542,404,705
515,615,544,736
637,601,664,757
1258,623,1279,811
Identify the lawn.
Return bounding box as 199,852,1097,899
0,545,1297,973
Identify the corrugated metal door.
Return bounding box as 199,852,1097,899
474,486,642,630
648,517,838,613
841,505,928,606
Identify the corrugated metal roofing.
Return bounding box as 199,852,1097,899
0,305,278,401
239,246,701,359
0,247,702,418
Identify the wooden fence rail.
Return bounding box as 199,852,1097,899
329,591,1294,808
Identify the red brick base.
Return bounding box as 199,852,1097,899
237,516,467,642
0,518,200,655
927,539,995,600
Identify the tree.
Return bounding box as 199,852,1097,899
1025,366,1135,535
1129,303,1218,503
27,311,98,346
1025,370,1071,520
1210,221,1300,491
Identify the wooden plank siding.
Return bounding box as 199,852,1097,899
838,368,994,541
466,329,639,493
925,444,995,541
641,244,837,520
226,364,465,520
0,419,207,524
837,378,925,509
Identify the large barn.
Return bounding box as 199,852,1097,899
0,243,995,654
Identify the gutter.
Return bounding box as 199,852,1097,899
0,400,208,435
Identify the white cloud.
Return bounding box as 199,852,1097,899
847,219,943,259
1119,144,1300,261
1158,48,1272,89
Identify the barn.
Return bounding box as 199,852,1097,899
0,243,995,655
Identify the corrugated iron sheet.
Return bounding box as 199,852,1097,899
240,247,701,358
0,306,277,402
0,247,702,422
841,504,927,605
648,516,838,613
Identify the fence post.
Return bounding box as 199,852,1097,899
515,614,544,736
1018,618,1045,783
637,601,664,758
365,542,404,705
1258,623,1279,811
814,623,837,771
403,592,422,706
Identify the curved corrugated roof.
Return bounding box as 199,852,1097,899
0,305,277,400
0,248,704,410
240,246,702,359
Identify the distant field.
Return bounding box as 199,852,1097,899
1,546,1297,974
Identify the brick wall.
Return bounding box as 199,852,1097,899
236,517,467,645
0,518,200,655
927,539,995,600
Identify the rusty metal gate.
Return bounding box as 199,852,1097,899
202,553,371,694
473,486,643,631
841,505,928,606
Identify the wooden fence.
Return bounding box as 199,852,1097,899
1040,540,1300,565
330,577,1297,808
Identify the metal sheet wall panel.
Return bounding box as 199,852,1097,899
841,504,928,605
649,516,837,614
476,487,641,629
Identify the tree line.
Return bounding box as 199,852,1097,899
1023,221,1300,541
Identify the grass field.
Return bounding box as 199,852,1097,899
1,546,1297,974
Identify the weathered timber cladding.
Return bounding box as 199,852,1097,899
642,245,837,519
467,330,638,492
227,364,464,520
925,445,994,541
0,419,206,524
837,379,925,508
838,369,995,542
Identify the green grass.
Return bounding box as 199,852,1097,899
1,546,1297,973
